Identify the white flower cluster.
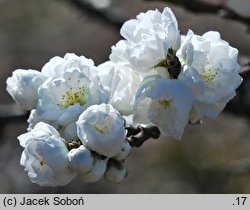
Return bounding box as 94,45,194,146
18,104,130,186
7,54,130,186
6,7,242,186
110,7,242,138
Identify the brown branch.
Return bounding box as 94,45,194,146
144,0,250,28
126,125,161,147
239,62,250,75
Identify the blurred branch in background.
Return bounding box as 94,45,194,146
239,62,250,74
144,0,250,28
227,63,250,118
65,0,127,29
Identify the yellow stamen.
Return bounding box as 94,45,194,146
91,118,112,136
59,85,88,108
155,99,172,109
201,69,218,83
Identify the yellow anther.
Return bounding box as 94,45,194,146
155,99,172,109
202,69,218,83
91,121,110,135
59,85,88,108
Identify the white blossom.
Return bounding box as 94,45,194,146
4,5,245,187
97,61,142,115
27,109,50,131
178,30,243,118
104,160,127,183
79,157,107,183
18,122,76,187
18,122,60,147
135,76,193,139
29,55,109,138
68,145,94,173
77,104,126,158
60,121,78,140
110,7,181,73
6,69,46,110
28,110,79,140
41,53,95,79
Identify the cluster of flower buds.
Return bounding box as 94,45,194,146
6,7,242,186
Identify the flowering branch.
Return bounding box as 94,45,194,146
4,6,246,187
126,125,161,147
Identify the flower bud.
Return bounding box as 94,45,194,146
77,103,126,158
6,69,46,110
114,141,131,161
104,160,127,183
68,145,94,173
18,123,76,187
80,157,107,183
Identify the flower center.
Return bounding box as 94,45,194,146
58,85,88,108
156,99,172,109
201,69,218,83
91,118,112,135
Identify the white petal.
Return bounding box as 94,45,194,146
110,7,181,73
31,54,109,129
6,69,46,110
98,61,142,115
18,122,59,147
68,145,94,173
79,157,107,183
59,122,78,140
77,104,126,158
135,77,193,139
20,127,76,187
178,30,242,118
114,141,131,161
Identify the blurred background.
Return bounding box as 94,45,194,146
1,0,250,193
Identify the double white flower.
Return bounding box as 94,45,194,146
18,122,76,187
6,70,46,110
29,54,109,139
110,7,181,74
109,8,193,138
135,76,193,139
97,61,142,115
178,30,243,120
69,103,128,183
77,103,126,158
